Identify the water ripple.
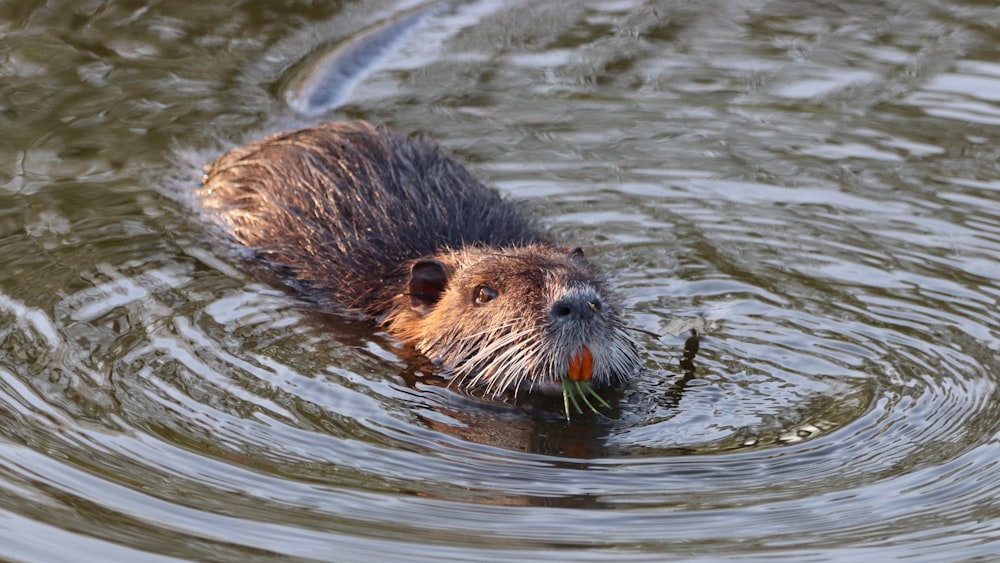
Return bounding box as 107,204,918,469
2,0,1000,560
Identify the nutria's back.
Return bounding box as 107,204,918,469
199,121,639,396
200,121,541,314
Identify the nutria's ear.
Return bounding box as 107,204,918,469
568,246,587,263
407,259,449,316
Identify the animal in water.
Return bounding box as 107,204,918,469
199,121,640,399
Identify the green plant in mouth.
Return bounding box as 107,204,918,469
561,377,611,421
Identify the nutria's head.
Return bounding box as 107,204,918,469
384,244,640,397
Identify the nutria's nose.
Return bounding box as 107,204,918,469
551,289,603,321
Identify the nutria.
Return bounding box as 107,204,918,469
198,121,640,397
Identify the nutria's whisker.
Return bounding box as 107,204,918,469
622,323,663,339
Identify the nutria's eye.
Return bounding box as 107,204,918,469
473,285,498,305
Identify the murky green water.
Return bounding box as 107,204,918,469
2,0,1000,560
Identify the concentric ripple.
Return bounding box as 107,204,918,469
2,0,1000,560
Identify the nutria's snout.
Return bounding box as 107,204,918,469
550,286,604,322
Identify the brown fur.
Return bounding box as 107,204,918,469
200,121,639,395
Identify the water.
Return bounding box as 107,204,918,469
2,0,999,560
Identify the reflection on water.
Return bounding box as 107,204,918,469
2,0,1000,560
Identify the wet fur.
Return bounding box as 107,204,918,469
200,122,540,312
199,121,639,395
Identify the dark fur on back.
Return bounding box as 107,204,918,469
199,121,542,316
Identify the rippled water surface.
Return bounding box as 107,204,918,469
2,0,1000,560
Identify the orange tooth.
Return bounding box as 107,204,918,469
568,346,593,381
